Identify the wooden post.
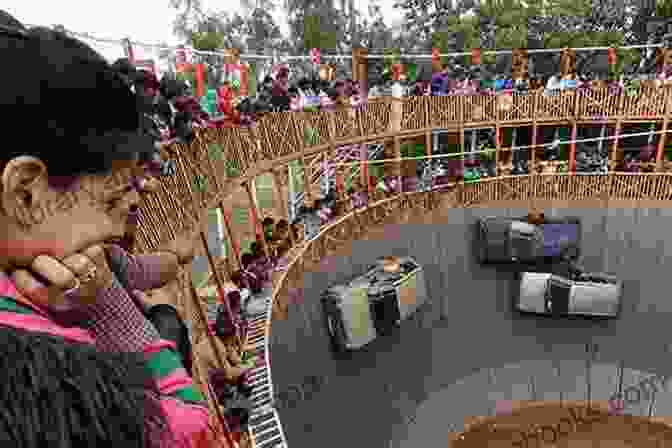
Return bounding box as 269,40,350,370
187,282,236,448
495,95,501,176
352,48,369,98
301,145,312,204
656,86,672,172
223,48,240,66
569,91,580,173
390,96,404,190
560,48,577,79
569,123,578,173
360,144,369,191
611,93,627,172
244,181,270,258
531,92,538,174
218,203,241,271
459,125,466,182
511,48,529,82
271,169,295,245
495,124,502,176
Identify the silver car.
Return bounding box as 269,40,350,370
515,272,623,317
476,216,581,265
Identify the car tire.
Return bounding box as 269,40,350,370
475,222,488,264
326,314,346,354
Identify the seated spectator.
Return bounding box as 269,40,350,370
0,12,217,447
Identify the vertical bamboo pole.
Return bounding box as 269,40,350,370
244,181,270,258
360,144,369,191
394,136,402,192
495,125,502,176
352,47,369,98
531,92,538,175
460,125,466,183
198,230,243,348
303,148,312,205
511,127,518,173
569,91,580,173
569,122,578,173
271,169,295,245
611,93,627,172
656,86,672,172
390,95,403,191
218,203,241,271
187,282,236,448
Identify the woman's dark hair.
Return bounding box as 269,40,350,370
1,18,153,180
159,76,187,100
0,325,171,448
262,217,275,227
276,219,288,230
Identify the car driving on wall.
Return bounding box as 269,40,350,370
475,216,581,264
514,271,623,318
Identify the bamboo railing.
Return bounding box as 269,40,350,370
132,92,672,448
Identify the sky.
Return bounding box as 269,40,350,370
3,0,405,62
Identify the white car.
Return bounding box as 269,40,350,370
515,272,623,318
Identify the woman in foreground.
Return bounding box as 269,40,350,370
0,13,223,448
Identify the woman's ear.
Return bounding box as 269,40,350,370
1,156,49,224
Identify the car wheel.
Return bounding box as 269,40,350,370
475,223,487,264
326,314,346,354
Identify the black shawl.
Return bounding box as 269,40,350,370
0,325,172,448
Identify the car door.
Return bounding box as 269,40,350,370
545,276,572,316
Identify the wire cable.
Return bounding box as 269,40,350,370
364,43,666,60
332,127,672,167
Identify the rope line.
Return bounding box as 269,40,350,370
364,44,666,60
332,128,672,167
24,23,669,62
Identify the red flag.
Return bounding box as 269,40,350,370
249,209,263,237
432,48,441,64
336,172,344,193
608,47,617,66
310,48,321,65
369,175,377,193
392,63,403,81
195,63,206,97
472,49,482,65
239,64,248,96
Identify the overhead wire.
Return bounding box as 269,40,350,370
332,128,672,168
364,43,666,59
23,24,669,62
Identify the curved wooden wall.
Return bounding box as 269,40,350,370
134,89,672,253
132,92,672,445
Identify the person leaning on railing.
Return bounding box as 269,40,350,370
0,13,225,448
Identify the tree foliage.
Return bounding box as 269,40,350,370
394,0,644,76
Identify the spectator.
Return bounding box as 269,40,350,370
0,13,219,448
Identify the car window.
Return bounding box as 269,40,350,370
547,278,571,313
511,220,537,235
